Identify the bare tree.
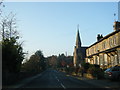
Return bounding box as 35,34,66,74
0,0,5,15
0,12,19,40
0,0,4,41
1,16,7,40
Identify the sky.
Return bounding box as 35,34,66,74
1,1,119,58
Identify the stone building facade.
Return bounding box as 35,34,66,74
86,21,120,68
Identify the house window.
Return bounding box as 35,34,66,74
102,41,106,49
100,55,103,66
113,35,117,46
104,54,107,65
114,55,118,65
96,45,98,53
97,56,99,65
109,38,113,47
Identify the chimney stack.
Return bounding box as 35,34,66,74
113,21,120,31
97,34,103,41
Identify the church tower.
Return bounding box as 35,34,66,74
73,26,83,67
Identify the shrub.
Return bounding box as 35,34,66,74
82,62,90,73
87,65,104,79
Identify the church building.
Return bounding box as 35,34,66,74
73,27,88,67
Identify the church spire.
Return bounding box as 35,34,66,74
76,25,81,48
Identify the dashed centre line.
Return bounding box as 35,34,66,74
61,83,66,89
55,76,66,89
56,76,60,82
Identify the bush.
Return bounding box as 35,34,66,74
87,64,104,79
65,66,75,75
82,63,90,73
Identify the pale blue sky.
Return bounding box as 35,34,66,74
2,2,118,57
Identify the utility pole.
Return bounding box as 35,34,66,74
65,52,67,57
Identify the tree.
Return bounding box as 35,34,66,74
0,0,5,41
1,13,24,73
35,50,46,70
2,37,24,73
21,50,46,72
57,54,66,68
47,55,57,69
0,12,18,40
0,0,5,15
22,54,40,72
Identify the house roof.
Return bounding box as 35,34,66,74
88,30,120,48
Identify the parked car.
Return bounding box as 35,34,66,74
104,65,120,81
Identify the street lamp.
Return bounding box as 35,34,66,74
79,63,81,68
67,65,69,68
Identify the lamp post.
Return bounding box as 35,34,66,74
79,63,81,68
67,65,69,68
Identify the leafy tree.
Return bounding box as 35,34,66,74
22,50,46,72
2,37,24,73
35,50,46,70
47,55,57,69
22,54,40,72
57,54,66,68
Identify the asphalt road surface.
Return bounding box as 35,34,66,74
17,68,119,89
21,69,95,88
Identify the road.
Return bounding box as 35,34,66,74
5,68,120,89
21,69,98,88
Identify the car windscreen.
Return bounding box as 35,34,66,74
105,68,111,72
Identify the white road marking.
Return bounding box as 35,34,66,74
61,83,66,89
55,75,66,89
55,76,60,82
105,87,110,88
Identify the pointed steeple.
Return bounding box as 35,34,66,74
75,25,81,48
